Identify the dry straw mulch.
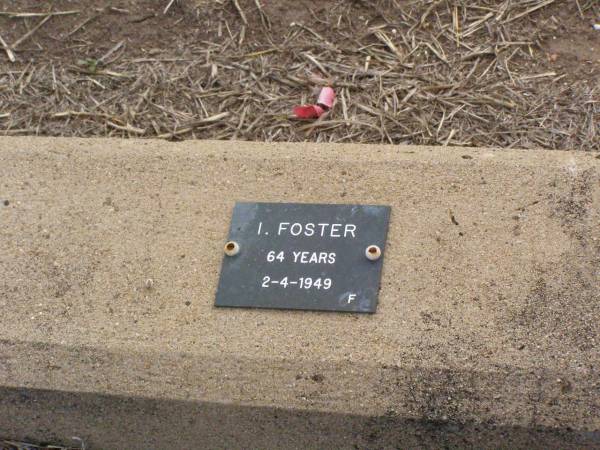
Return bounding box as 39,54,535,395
0,0,598,150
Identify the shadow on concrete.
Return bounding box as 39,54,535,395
1,386,598,450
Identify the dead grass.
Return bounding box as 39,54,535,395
0,0,598,150
1,440,82,450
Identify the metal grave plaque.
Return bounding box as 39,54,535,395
215,202,390,313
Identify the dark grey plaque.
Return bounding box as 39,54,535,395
215,202,390,313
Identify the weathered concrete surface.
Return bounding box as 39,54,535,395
0,137,599,449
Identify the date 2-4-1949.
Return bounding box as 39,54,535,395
261,276,332,290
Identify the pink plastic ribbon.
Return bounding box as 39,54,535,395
293,87,335,119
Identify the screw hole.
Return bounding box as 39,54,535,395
365,245,381,261
224,241,240,256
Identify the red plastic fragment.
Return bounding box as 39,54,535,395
292,104,325,119
293,86,335,119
